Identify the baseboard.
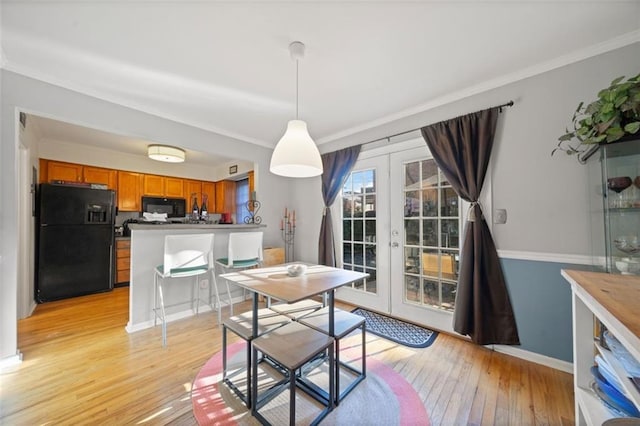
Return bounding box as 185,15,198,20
491,344,573,374
0,351,23,371
28,301,37,316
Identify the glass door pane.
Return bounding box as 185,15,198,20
335,155,390,312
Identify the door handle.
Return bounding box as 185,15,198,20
391,242,399,248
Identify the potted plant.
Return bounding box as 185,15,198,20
553,74,640,160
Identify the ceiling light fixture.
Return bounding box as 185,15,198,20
148,144,186,163
270,41,323,178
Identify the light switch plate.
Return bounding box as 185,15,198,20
494,209,507,224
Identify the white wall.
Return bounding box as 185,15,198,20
293,43,640,262
0,70,292,363
17,117,39,320
37,137,255,183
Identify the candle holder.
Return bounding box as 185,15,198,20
281,208,296,263
243,200,262,224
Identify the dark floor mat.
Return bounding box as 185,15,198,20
351,308,438,348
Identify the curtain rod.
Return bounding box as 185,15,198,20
363,100,514,146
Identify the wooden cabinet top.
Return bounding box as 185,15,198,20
562,269,640,357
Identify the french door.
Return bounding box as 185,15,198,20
334,155,391,313
335,144,462,334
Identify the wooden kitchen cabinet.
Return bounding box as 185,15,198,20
115,239,131,285
118,171,143,211
83,166,117,190
143,174,185,198
215,180,236,214
248,170,255,197
184,180,202,206
142,174,165,196
164,177,184,198
202,181,216,212
41,160,83,183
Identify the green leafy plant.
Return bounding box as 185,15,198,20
553,74,640,157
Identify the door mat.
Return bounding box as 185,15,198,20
351,308,438,348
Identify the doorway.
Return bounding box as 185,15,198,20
335,142,463,334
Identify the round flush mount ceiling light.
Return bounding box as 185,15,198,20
148,144,186,163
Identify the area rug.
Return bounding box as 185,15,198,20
351,308,438,348
191,340,430,425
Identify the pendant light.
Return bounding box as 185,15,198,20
270,41,323,178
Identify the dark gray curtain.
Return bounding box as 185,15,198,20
318,145,362,266
421,107,520,345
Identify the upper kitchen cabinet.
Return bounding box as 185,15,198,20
164,177,184,198
185,179,216,213
83,166,117,190
248,170,255,196
202,181,216,213
40,159,83,183
118,171,143,212
215,180,236,214
143,174,184,198
142,174,165,196
185,179,202,205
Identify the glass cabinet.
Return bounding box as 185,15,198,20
600,137,640,275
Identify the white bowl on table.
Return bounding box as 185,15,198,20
286,264,307,277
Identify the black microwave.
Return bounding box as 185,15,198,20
141,196,186,218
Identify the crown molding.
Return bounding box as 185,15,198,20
318,30,640,145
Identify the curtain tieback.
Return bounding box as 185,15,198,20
467,201,481,222
322,206,330,216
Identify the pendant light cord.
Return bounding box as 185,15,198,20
295,59,299,120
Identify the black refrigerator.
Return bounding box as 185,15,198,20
36,183,115,302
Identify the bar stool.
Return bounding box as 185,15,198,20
153,233,231,347
251,321,335,426
216,231,264,311
222,308,291,408
297,307,366,404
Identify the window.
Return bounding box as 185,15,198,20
403,159,459,311
235,178,250,224
340,169,377,293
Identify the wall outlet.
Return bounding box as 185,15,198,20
494,209,507,224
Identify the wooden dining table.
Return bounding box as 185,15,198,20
220,263,369,414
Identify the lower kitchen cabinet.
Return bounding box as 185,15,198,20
116,239,131,285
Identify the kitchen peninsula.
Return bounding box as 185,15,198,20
125,223,266,333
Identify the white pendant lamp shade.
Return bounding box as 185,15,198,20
148,144,185,163
270,120,323,177
270,41,323,178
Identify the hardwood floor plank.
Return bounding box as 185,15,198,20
0,287,574,425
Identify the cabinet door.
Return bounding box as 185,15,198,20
185,180,202,205
118,172,142,211
47,160,83,182
165,177,184,198
215,180,236,214
142,174,165,196
202,181,216,212
248,170,255,198
83,166,117,190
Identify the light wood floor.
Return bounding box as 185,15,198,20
1,287,574,425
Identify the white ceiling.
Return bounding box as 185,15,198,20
3,1,640,163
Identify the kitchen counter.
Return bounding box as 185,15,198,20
125,223,266,334
127,223,264,230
